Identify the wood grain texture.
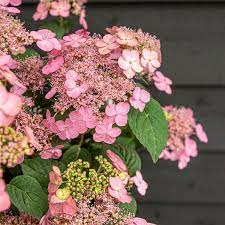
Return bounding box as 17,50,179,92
137,204,225,225
135,151,225,203
19,3,225,85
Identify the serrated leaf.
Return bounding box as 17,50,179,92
128,98,168,163
119,196,137,216
21,157,66,188
61,145,81,165
61,145,92,165
7,175,48,219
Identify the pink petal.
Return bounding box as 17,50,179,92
116,102,130,115
105,104,117,117
108,127,121,138
196,124,208,143
115,114,128,127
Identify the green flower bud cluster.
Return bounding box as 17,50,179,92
0,127,33,168
62,156,119,201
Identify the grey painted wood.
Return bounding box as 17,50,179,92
19,3,225,85
137,204,225,225
135,151,225,203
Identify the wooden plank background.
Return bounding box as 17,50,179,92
18,1,225,224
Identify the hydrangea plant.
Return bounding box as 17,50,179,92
0,2,208,224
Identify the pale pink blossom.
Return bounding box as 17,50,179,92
31,29,61,52
64,70,88,98
129,87,150,112
40,145,64,160
96,34,119,55
116,30,138,47
141,49,161,73
0,85,22,126
42,56,64,75
50,1,70,18
33,2,48,21
106,150,128,172
69,107,97,134
196,124,208,143
1,5,20,13
49,194,77,217
79,9,87,30
105,102,130,126
48,166,62,194
0,179,11,212
63,33,87,48
93,121,121,144
108,177,132,203
0,0,21,6
185,137,198,158
118,50,143,79
45,87,57,99
153,71,172,95
55,119,79,140
43,110,59,133
131,171,148,196
24,126,42,150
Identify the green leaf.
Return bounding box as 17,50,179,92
21,157,66,188
7,175,48,219
61,145,81,165
61,145,92,165
119,196,137,216
39,21,66,39
128,98,168,163
13,48,40,61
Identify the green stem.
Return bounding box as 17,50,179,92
78,134,84,147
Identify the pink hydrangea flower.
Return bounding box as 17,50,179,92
93,121,121,144
50,1,70,18
79,9,88,30
43,110,59,133
69,107,97,134
185,137,198,158
24,126,42,150
63,33,87,48
0,179,11,212
48,166,62,194
96,34,119,55
0,5,20,13
105,102,130,126
116,30,138,47
118,50,143,79
196,124,208,143
31,29,61,52
141,49,161,73
153,71,172,95
42,56,64,75
0,85,22,126
40,145,64,160
55,118,79,140
33,2,48,21
64,70,88,98
108,177,132,203
129,87,150,112
49,194,77,217
131,171,148,196
106,150,128,172
0,0,21,6
45,87,57,99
